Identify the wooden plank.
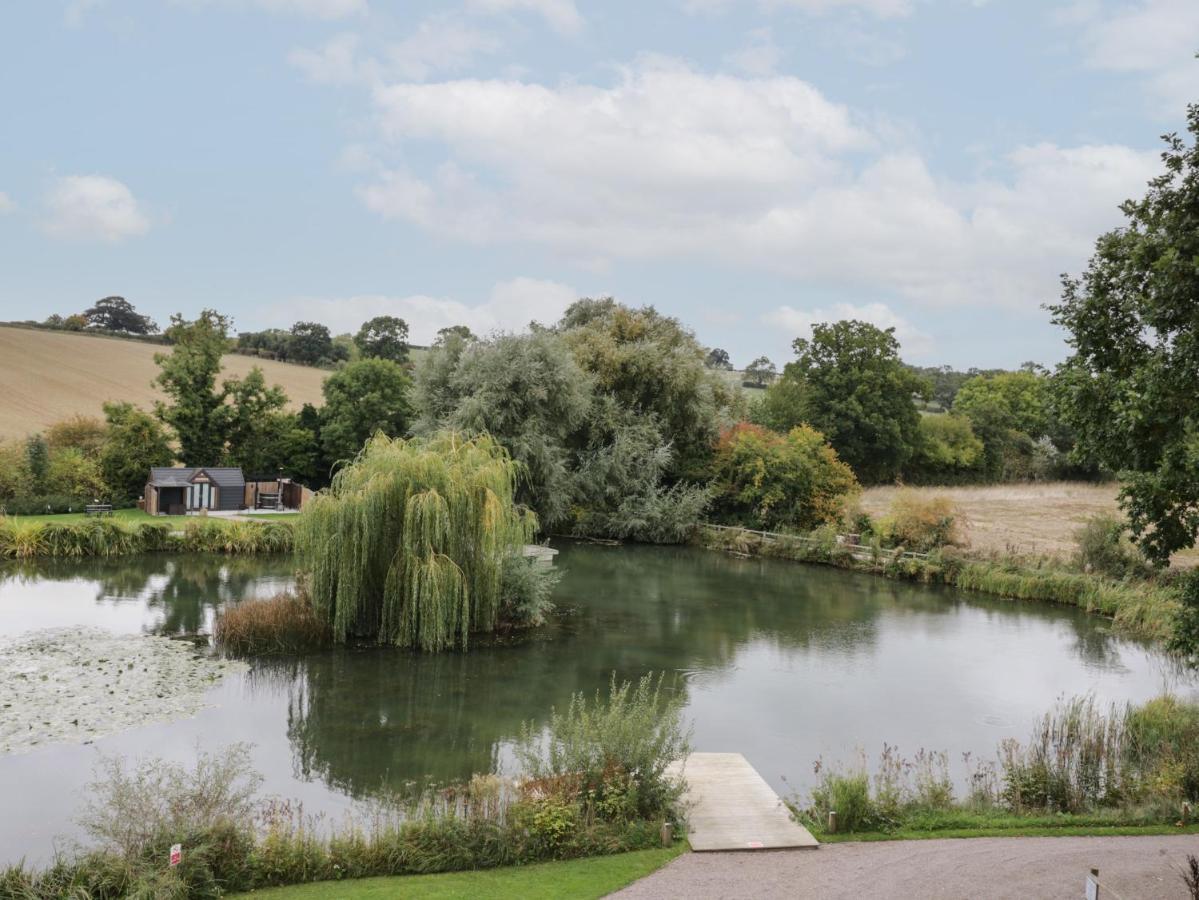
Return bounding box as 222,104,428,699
671,752,819,852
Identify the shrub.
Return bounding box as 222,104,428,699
906,413,984,483
500,555,561,629
711,422,859,532
1074,514,1149,579
878,490,963,551
215,594,333,655
515,673,691,822
1169,570,1199,668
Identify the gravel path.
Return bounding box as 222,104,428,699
614,835,1199,899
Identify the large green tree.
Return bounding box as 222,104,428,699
83,296,157,334
100,402,173,503
952,370,1050,479
354,316,410,364
1050,105,1199,563
769,320,927,483
219,367,289,474
320,358,413,464
154,310,232,463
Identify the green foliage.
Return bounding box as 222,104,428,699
45,446,108,500
515,673,691,822
499,555,561,629
1168,571,1199,668
295,432,535,650
1073,514,1149,579
772,320,928,483
218,366,291,473
704,347,732,370
743,356,776,387
710,422,858,532
25,434,49,494
45,414,108,458
953,371,1050,479
559,298,732,480
215,594,333,654
355,316,410,364
83,295,157,334
416,331,594,528
154,309,233,463
319,358,413,465
288,321,348,367
906,414,984,483
0,439,32,503
0,517,288,559
100,401,174,503
1049,106,1199,563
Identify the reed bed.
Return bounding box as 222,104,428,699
0,515,293,559
214,594,332,655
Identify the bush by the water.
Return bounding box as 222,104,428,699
1073,514,1150,579
876,489,964,552
214,594,333,654
1,677,686,898
796,694,1199,836
515,673,692,823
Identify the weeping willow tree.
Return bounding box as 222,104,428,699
295,432,537,651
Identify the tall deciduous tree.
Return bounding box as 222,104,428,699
320,358,413,464
100,402,173,503
83,296,157,334
771,320,927,484
1050,104,1199,563
744,356,777,387
705,347,732,370
153,310,232,463
219,367,289,473
354,316,410,364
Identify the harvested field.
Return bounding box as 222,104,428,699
0,326,328,438
860,482,1199,568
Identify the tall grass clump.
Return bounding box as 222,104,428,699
172,519,294,554
294,432,538,651
515,673,691,822
0,517,48,558
215,594,333,655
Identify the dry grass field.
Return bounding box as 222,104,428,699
0,326,328,438
860,481,1199,567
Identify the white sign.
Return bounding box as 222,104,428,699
169,843,182,867
1085,872,1099,900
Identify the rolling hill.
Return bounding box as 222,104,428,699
0,326,329,439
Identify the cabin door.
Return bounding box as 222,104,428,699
188,482,211,510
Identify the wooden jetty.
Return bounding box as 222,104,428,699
672,753,819,852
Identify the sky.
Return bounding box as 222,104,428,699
0,0,1196,370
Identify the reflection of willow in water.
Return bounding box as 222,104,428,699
0,554,296,636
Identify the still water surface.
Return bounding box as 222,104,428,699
0,543,1190,861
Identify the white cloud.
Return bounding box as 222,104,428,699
1067,0,1199,113
179,0,367,19
764,301,933,358
724,27,782,75
683,0,914,19
268,277,579,344
388,16,503,81
64,0,104,27
356,59,1159,311
0,192,14,214
42,175,150,242
468,0,584,34
289,34,374,85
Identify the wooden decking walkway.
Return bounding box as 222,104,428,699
672,753,819,852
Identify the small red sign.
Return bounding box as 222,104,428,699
169,844,182,867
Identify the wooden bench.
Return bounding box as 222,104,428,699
85,503,114,517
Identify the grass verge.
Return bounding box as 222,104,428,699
228,845,686,899
817,823,1199,842
4,508,158,524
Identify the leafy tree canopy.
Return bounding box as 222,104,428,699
772,320,927,484
1050,104,1199,562
320,358,413,465
84,296,157,334
100,401,173,504
435,325,476,346
744,356,777,387
154,310,232,464
705,347,732,370
354,315,409,364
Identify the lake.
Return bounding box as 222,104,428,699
0,542,1190,862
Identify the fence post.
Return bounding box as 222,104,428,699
1085,868,1099,900
660,821,673,847
827,810,837,834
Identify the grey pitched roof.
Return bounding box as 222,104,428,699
148,467,246,488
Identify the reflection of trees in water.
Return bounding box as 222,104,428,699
0,554,295,636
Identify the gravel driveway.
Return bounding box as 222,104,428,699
614,835,1199,899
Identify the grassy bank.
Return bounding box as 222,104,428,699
694,524,1182,640
2,509,159,525
227,846,685,899
0,516,294,559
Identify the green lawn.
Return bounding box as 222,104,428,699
2,508,160,525
229,847,685,899
237,512,301,520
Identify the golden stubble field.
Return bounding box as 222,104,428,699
861,482,1199,568
0,326,328,438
